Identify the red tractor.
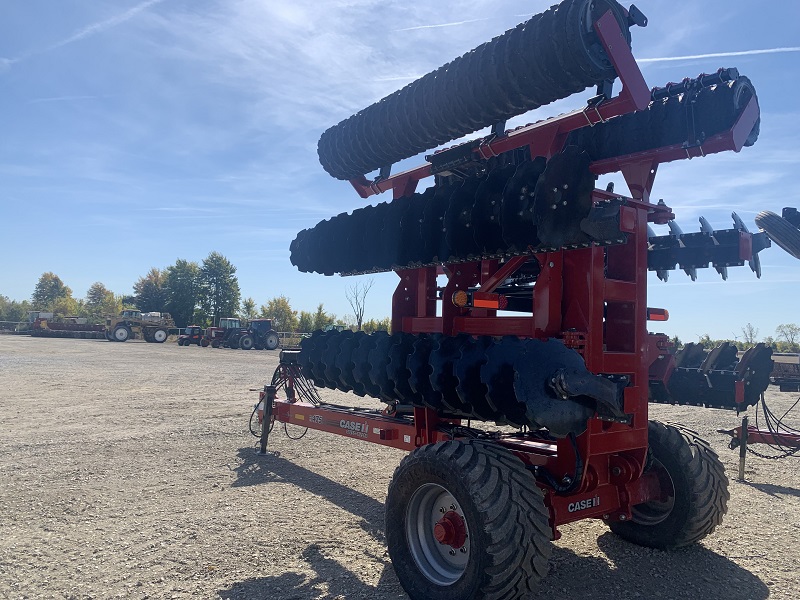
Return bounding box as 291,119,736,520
259,1,799,599
201,317,241,348
177,325,204,346
202,317,280,350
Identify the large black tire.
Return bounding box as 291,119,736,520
113,326,131,342
386,440,551,600
265,332,280,351
239,334,255,350
609,421,729,549
755,210,800,260
151,329,168,343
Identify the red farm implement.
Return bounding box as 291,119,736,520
259,1,800,598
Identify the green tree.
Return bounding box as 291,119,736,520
776,323,800,348
297,310,314,333
0,297,31,322
198,252,240,326
362,317,391,333
312,303,334,330
85,282,116,321
241,297,257,324
165,259,200,328
133,268,169,313
31,272,71,309
50,295,81,318
260,296,298,332
0,295,10,321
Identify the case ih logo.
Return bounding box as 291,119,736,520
567,496,600,513
339,419,369,438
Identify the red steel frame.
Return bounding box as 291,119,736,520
269,10,761,537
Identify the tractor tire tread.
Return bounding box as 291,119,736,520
609,420,729,549
387,440,551,599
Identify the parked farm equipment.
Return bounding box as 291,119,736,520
203,318,280,350
258,1,800,598
105,310,173,343
27,312,106,339
177,325,204,346
769,353,800,392
201,317,239,348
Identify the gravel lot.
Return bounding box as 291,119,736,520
0,335,798,600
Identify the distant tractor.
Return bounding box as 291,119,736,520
202,317,241,348
202,317,280,350
238,318,280,350
177,325,204,346
105,310,174,343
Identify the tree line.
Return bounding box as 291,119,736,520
672,322,800,353
1,252,392,333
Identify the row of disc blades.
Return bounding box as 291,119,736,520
299,329,604,436
317,0,631,180
291,148,617,276
294,77,760,278
567,75,760,161
649,342,772,409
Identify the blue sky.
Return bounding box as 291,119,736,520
1,0,799,342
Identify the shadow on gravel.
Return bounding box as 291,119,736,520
741,479,800,498
226,449,767,600
218,534,768,600
230,447,386,540
217,542,402,600
538,532,769,600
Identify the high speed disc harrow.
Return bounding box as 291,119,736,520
260,1,800,599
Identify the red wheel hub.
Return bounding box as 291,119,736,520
433,510,467,548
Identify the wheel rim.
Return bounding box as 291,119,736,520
630,458,676,526
154,330,167,343
266,335,279,350
405,483,470,586
114,328,128,341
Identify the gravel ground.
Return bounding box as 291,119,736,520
0,335,798,600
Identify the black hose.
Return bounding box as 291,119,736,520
534,433,585,494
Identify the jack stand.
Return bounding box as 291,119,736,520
259,385,276,455
738,415,748,481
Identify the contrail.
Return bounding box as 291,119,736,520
395,18,489,32
638,46,800,63
28,95,109,104
43,0,165,52
1,0,164,68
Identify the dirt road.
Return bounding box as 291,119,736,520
0,335,798,599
